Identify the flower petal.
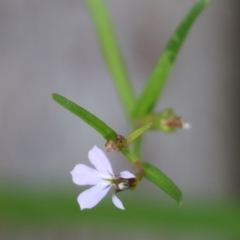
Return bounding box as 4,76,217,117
112,194,124,210
88,146,114,176
119,171,136,179
71,164,105,185
77,181,111,210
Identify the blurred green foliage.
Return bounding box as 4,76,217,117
1,185,240,238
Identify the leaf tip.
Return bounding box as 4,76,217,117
177,195,183,206
52,93,61,102
52,93,57,99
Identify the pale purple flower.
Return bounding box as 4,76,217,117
71,146,136,210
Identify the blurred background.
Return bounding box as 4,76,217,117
0,0,240,239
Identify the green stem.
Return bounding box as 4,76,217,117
131,136,143,160
121,148,144,180
84,0,135,120
121,149,139,165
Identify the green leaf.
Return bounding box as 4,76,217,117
125,123,152,146
84,0,135,119
132,0,210,118
143,162,182,205
52,93,117,141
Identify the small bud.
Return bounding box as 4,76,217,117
105,140,117,152
105,135,126,152
116,135,126,150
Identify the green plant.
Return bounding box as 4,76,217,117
52,0,210,207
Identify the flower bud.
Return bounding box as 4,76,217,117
105,135,126,152
133,108,190,133
105,140,117,152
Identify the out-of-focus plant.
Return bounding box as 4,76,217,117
52,0,210,209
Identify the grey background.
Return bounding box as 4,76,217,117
0,0,239,202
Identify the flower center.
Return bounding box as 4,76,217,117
118,182,130,190
113,177,137,193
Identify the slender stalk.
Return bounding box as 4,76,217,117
84,0,135,120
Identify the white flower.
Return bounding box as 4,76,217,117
71,146,136,210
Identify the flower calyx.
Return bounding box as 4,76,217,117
133,108,190,133
113,176,138,193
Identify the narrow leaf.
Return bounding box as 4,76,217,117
125,123,152,146
132,0,210,118
52,94,117,141
84,0,135,119
143,162,182,205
